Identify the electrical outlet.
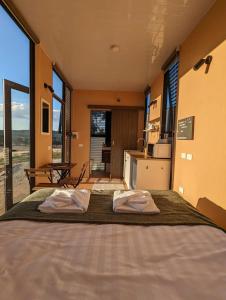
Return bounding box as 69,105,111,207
186,153,193,160
179,186,184,194
181,153,186,159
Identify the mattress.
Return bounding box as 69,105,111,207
0,220,225,299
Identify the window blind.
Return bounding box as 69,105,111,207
166,61,179,109
161,56,179,137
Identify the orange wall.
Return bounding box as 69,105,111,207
35,44,53,167
149,0,226,228
71,90,144,176
173,0,226,212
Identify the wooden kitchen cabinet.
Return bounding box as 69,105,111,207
123,151,171,190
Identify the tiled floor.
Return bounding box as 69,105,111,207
79,177,127,190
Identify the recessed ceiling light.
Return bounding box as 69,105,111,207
110,45,120,52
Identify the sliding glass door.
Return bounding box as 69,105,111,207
4,81,30,209
0,4,34,212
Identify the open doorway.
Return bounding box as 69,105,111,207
90,110,112,178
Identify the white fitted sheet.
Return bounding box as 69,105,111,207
0,221,225,300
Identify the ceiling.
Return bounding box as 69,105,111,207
12,0,215,91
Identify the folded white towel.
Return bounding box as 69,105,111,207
113,190,160,214
38,189,91,213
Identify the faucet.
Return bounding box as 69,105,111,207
137,137,148,158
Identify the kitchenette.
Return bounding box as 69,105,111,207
123,143,171,190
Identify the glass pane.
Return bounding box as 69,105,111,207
0,4,30,213
52,98,63,162
11,90,30,204
65,86,71,162
91,111,106,136
53,71,63,99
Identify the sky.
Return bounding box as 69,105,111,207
0,5,30,130
0,4,62,132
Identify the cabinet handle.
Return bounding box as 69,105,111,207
146,165,149,170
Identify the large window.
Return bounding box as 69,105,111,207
65,86,71,163
144,92,151,142
161,56,179,140
0,3,34,212
52,69,72,164
52,70,64,163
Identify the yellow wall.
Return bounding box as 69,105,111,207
71,90,144,176
173,0,226,223
35,44,53,167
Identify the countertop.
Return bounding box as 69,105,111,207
125,150,171,161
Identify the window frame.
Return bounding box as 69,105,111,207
161,52,180,188
52,68,72,163
161,55,179,139
0,2,35,191
52,69,65,163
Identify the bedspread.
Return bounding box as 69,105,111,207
0,221,225,300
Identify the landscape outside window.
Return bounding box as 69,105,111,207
0,5,30,213
52,71,63,162
52,98,63,162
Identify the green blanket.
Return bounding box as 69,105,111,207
0,188,223,231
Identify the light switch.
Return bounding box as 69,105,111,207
186,153,193,160
48,145,51,151
181,153,186,159
179,186,184,194
78,144,84,148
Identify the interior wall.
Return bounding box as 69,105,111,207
35,44,53,167
173,0,226,228
71,90,144,176
149,0,226,228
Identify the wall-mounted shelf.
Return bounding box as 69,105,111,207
149,99,157,107
149,117,160,123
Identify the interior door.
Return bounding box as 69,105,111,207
3,80,30,210
110,109,138,178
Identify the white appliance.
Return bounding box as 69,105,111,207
153,143,171,158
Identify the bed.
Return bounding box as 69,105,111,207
0,189,225,300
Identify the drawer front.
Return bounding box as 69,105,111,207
136,160,171,190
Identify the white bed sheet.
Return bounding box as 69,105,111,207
0,221,225,300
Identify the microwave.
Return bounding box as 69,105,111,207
152,143,171,159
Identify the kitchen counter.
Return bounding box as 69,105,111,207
124,150,171,190
125,150,170,160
